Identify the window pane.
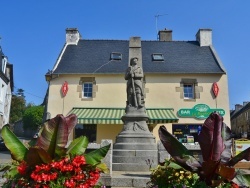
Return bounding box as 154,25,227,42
183,84,194,99
82,82,93,98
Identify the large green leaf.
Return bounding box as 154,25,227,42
96,163,109,173
67,136,89,156
233,169,250,187
1,125,28,162
36,114,77,159
84,144,111,165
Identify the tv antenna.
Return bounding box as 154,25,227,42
155,14,168,36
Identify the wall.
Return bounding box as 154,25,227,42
46,72,230,142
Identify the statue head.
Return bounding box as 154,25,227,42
130,57,138,66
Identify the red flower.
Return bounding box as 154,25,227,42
231,182,239,188
17,161,27,175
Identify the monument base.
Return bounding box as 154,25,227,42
113,106,158,171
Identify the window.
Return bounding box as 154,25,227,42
1,56,7,73
152,53,164,61
172,124,202,144
183,84,194,99
82,82,93,98
110,52,122,60
79,77,97,100
75,124,97,142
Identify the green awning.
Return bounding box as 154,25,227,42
69,107,179,125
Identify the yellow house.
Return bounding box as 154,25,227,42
45,28,230,145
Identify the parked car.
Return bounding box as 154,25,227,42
0,139,7,151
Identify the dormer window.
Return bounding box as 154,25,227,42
110,52,122,60
152,53,164,61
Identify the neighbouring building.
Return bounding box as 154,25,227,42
0,45,14,129
44,28,230,145
231,102,250,138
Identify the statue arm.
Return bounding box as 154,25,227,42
134,67,143,78
125,67,131,80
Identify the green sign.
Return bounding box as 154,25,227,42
177,104,225,119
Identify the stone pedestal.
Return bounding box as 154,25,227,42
113,107,158,171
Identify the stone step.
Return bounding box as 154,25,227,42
112,163,153,171
113,143,157,150
113,156,158,164
113,149,158,157
99,171,151,188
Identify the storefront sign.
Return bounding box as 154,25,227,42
177,104,225,119
61,81,68,97
212,82,219,97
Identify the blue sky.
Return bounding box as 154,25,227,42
0,0,249,110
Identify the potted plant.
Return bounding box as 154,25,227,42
0,114,110,188
149,112,250,188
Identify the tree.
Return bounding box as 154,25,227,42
9,95,26,124
23,106,44,130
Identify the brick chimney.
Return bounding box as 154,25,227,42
66,28,81,45
158,29,172,41
196,29,212,47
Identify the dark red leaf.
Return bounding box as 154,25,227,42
198,112,225,161
158,125,201,171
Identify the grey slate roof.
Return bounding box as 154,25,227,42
52,39,226,75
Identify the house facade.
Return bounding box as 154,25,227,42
45,28,230,145
231,102,250,138
0,46,13,129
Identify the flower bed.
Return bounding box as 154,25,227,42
148,112,250,188
0,114,110,188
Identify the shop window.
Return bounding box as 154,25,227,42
172,124,202,144
75,124,97,143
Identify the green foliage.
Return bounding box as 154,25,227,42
9,95,26,124
150,159,204,188
157,112,250,187
0,114,110,187
23,105,44,130
150,159,233,188
1,125,28,161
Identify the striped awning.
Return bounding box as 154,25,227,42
69,107,179,124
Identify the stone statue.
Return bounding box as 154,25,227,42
125,57,144,108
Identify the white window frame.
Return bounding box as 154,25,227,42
82,82,93,98
183,83,195,99
1,57,7,73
